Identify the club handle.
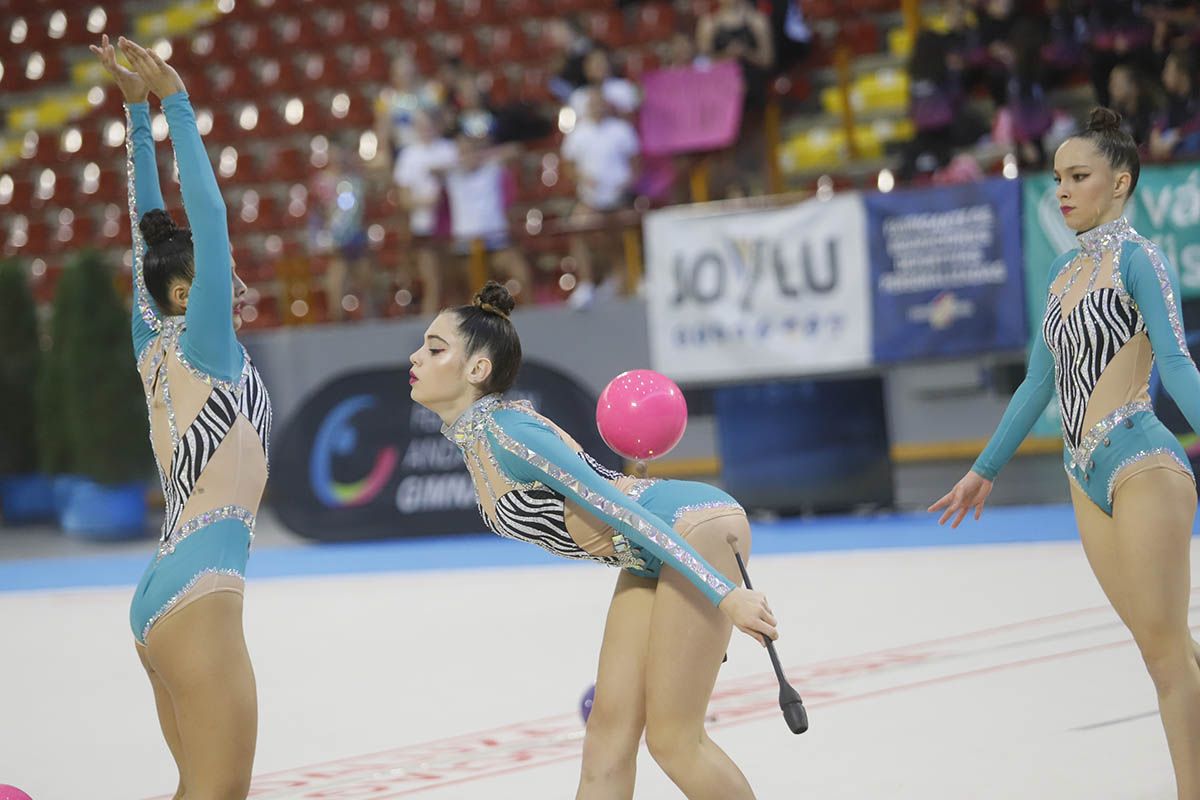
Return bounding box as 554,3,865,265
732,546,809,734
733,552,785,676
732,550,754,590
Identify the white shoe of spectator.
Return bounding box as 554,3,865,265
568,281,596,310
596,276,620,302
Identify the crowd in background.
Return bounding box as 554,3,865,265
262,1,1200,317
902,0,1200,180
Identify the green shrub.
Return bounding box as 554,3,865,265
0,258,40,475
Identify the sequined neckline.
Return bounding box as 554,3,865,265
442,393,503,443
157,314,186,335
1077,216,1134,260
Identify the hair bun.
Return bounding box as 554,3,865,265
1086,107,1123,135
139,208,182,248
473,280,515,319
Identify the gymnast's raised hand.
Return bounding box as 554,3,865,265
118,36,185,99
928,470,993,528
90,34,147,103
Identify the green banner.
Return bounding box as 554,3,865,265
1021,162,1200,436
1023,162,1200,299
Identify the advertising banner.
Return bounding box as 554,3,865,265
270,361,620,541
866,178,1026,361
643,193,872,384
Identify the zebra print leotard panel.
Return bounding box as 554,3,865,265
147,325,272,551
444,396,740,605
1043,287,1145,449
492,485,625,566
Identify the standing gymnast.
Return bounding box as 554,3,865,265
931,108,1200,798
409,281,778,800
93,36,271,798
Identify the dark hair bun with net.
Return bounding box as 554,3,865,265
139,208,183,248
473,280,516,320
1086,107,1123,134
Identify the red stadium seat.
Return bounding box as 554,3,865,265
503,0,550,18
632,3,678,45
345,46,389,85
584,9,628,47
411,0,455,32
489,25,530,65
363,3,408,39
460,0,502,27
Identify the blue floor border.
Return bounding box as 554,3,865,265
3,503,1191,593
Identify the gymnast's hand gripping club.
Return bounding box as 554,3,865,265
728,535,808,735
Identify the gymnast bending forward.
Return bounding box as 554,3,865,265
410,281,778,800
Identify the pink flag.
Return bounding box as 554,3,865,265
638,61,745,157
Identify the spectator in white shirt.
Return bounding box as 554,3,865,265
373,52,443,172
562,88,641,309
440,128,532,302
394,109,457,315
568,49,641,120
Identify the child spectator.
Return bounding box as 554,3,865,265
310,138,373,320
441,129,532,301
561,88,641,309
1150,48,1200,160
394,110,457,315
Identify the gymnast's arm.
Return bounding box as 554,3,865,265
163,90,242,383
487,409,737,606
125,101,166,358
1126,242,1200,435
970,252,1074,481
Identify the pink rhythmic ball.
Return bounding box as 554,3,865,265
0,787,33,800
596,370,688,461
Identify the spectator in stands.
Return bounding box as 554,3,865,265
697,0,775,110
549,15,597,104
561,88,641,310
965,0,1017,106
373,52,442,170
310,137,373,320
898,30,983,181
1146,2,1200,62
769,0,814,75
453,73,497,142
665,31,698,69
1005,17,1054,168
1041,0,1088,87
395,110,457,316
1108,63,1158,145
1149,48,1200,160
428,53,464,112
440,128,532,303
1088,1,1154,107
569,49,641,119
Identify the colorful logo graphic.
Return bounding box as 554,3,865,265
310,395,399,508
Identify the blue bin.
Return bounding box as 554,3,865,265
52,475,87,520
60,479,148,540
715,378,894,514
0,474,57,524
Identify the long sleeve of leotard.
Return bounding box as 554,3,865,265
125,101,165,358
971,251,1074,481
1125,240,1200,435
161,91,241,384
487,408,737,605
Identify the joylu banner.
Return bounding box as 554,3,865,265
642,193,872,384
